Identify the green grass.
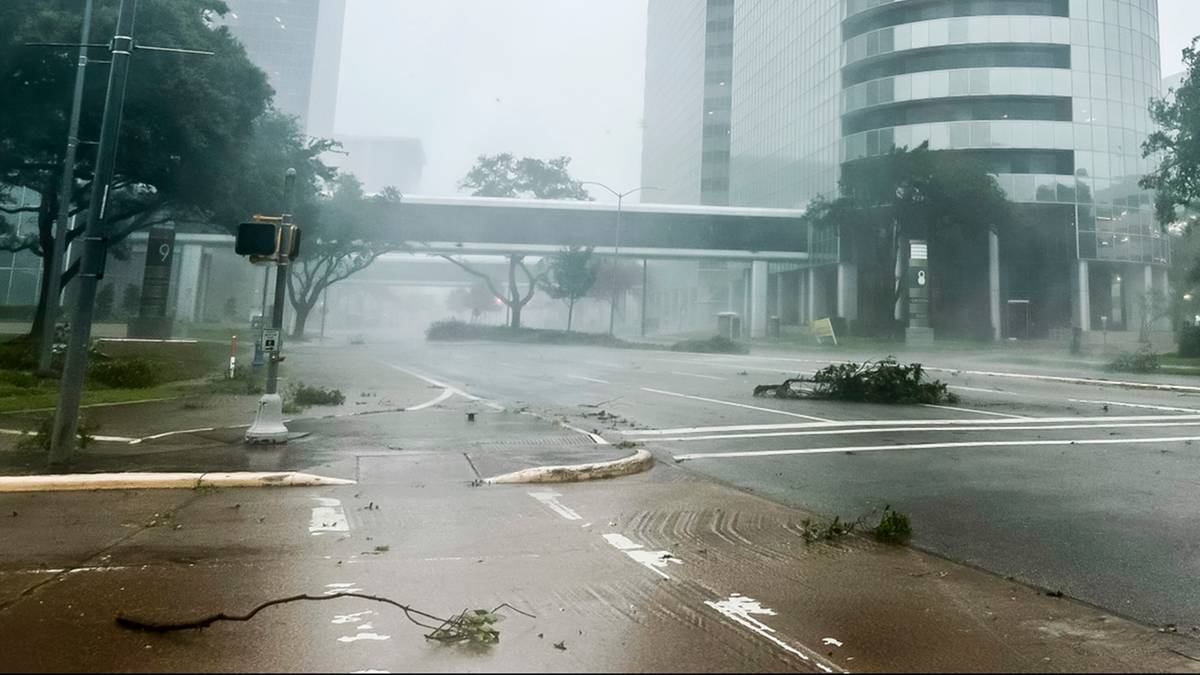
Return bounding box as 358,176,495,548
0,380,183,413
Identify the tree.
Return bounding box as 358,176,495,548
540,246,596,331
447,281,503,322
121,284,141,317
804,143,1012,337
1144,36,1200,227
95,284,114,321
443,154,592,328
0,0,273,344
459,154,591,200
286,174,400,339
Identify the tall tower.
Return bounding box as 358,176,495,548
221,0,346,136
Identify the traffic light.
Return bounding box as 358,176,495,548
235,221,278,256
235,218,301,263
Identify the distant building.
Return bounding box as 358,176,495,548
642,0,1169,342
1163,71,1185,96
329,136,426,194
220,0,346,136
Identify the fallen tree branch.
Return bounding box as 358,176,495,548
115,592,535,645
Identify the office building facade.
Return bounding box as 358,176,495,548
220,0,346,136
641,0,1168,340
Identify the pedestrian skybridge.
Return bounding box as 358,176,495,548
380,195,819,262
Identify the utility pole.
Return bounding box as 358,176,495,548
46,0,213,465
49,0,138,466
265,170,296,395
37,0,95,375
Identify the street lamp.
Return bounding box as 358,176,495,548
580,182,660,335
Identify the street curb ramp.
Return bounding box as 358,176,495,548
484,449,654,484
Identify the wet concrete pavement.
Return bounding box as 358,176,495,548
4,339,1200,671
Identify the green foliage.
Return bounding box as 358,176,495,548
427,609,501,645
874,506,912,545
1143,37,1200,225
669,336,749,355
805,144,1012,338
1107,347,1161,373
1179,325,1200,357
288,383,345,407
797,515,862,544
459,153,592,200
88,358,163,389
205,365,263,395
803,358,957,405
16,413,96,453
286,173,400,339
95,285,115,321
540,246,597,331
122,285,142,317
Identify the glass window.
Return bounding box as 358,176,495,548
969,68,990,94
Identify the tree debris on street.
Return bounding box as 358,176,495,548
753,358,957,405
115,592,534,646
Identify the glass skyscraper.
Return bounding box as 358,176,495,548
641,0,1167,340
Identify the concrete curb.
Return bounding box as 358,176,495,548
0,471,355,493
484,449,654,484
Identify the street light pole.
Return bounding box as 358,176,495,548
49,0,138,466
37,0,95,375
580,182,660,336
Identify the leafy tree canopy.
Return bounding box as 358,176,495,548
1144,36,1200,226
459,153,593,200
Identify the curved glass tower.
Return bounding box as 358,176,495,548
641,0,1167,339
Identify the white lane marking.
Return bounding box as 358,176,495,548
1068,398,1200,414
921,403,1028,419
641,387,833,422
383,363,484,401
669,371,727,381
324,582,363,595
822,637,844,648
949,385,1020,396
639,420,1200,443
528,491,582,521
337,633,391,643
310,497,349,535
671,353,1200,395
675,434,1200,461
405,388,454,412
704,594,837,673
602,533,682,579
562,422,610,445
602,533,640,550
626,414,1200,437
567,374,611,384
332,610,374,625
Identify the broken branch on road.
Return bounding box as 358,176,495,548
116,592,534,645
753,358,958,405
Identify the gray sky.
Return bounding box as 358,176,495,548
337,0,1197,199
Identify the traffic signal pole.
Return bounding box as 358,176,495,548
245,169,296,444
49,0,138,466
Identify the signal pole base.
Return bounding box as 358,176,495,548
245,393,289,444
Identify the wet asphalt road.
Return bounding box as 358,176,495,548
376,340,1200,629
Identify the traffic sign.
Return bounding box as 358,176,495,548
262,328,280,353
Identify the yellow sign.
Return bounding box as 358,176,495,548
811,317,837,345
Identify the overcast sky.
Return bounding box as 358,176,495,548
337,0,1198,200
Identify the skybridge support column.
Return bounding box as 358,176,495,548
837,263,858,321
750,260,768,338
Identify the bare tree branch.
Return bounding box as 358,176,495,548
439,254,508,305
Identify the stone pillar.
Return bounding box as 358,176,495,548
750,260,768,338
836,263,858,320
989,230,1001,341
1074,259,1091,331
